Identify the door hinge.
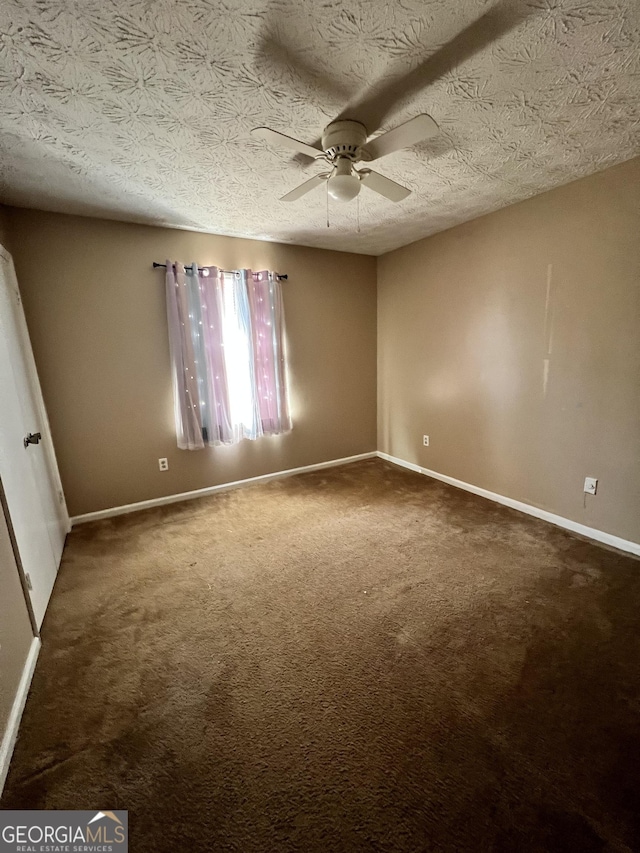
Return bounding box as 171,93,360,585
25,572,33,590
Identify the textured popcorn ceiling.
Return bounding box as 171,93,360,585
1,0,639,256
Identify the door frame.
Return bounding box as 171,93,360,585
0,476,38,637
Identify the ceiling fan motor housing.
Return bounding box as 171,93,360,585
254,113,436,203
322,120,368,161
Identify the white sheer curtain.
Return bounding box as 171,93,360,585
165,262,291,450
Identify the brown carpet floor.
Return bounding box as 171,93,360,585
2,458,640,852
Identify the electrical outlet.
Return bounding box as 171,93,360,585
158,458,169,472
423,435,429,447
584,477,597,495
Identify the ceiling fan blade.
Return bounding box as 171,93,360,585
280,174,327,202
359,170,411,202
363,114,439,162
252,127,323,160
335,0,533,134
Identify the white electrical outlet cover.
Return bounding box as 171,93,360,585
584,477,597,494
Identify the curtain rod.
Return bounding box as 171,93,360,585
153,262,287,280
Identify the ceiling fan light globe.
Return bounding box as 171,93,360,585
327,174,361,202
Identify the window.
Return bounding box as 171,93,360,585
165,262,291,450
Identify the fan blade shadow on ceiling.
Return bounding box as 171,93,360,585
255,31,354,116
256,0,534,157
335,0,533,134
256,30,354,163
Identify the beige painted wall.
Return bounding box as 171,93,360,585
378,157,640,544
6,209,377,517
0,500,34,742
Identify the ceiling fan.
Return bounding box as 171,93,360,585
253,0,533,205
252,114,439,203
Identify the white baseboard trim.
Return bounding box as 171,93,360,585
0,637,40,798
71,452,378,526
377,451,640,558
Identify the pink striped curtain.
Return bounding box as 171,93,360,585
165,263,291,449
248,271,292,435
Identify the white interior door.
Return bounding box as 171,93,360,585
0,246,68,627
